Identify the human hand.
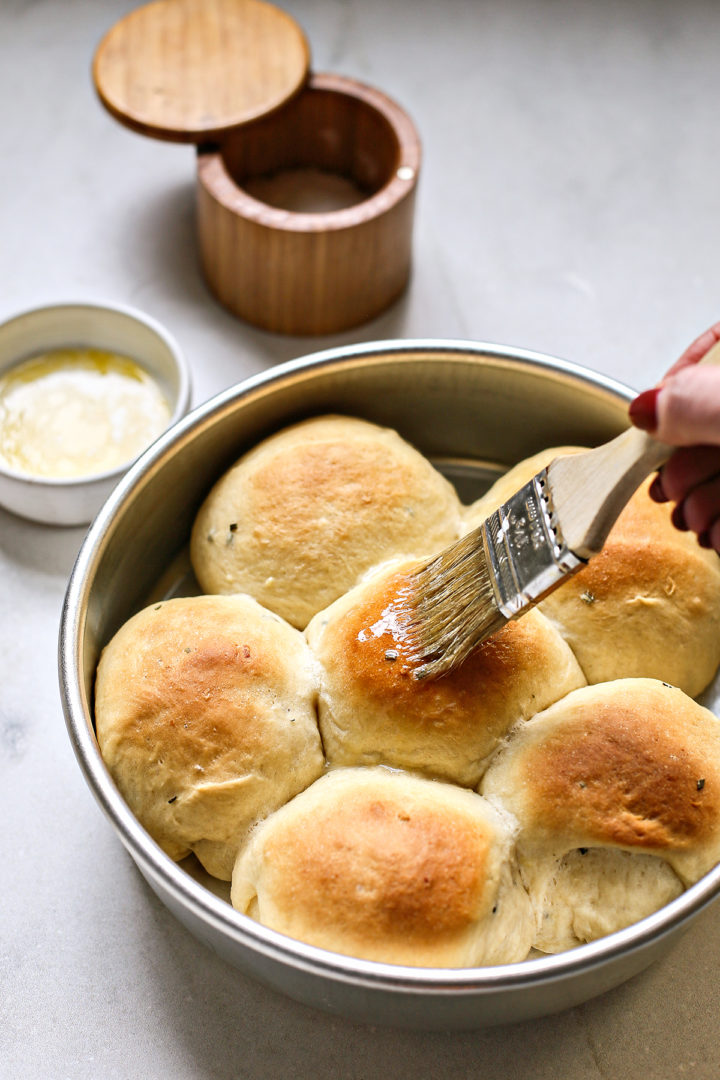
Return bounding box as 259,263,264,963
628,321,720,552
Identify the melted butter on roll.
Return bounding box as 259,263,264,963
306,558,586,787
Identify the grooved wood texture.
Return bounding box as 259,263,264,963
196,73,421,334
92,0,310,143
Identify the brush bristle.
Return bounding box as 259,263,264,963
403,526,508,679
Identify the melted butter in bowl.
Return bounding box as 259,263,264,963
0,300,189,525
0,348,172,479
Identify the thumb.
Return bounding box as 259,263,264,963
652,365,720,447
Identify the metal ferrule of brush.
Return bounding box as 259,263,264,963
482,469,584,619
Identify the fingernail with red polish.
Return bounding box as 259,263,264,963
698,531,712,549
648,474,667,502
671,503,688,531
629,387,661,432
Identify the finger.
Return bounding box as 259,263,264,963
657,445,720,503
663,321,720,379
653,366,720,446
648,473,668,502
678,474,720,536
671,503,688,531
699,519,720,554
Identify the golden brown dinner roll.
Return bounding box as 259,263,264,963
231,767,535,967
537,477,720,696
190,415,462,629
95,594,324,880
305,558,586,787
481,679,720,952
462,446,587,533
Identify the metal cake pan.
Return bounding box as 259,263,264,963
58,339,720,1029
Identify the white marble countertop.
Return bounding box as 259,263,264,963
3,1,720,1076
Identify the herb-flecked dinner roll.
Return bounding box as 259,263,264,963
231,767,534,967
480,679,720,952
190,415,462,629
95,594,324,880
305,558,586,787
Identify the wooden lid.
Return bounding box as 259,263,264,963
92,0,311,144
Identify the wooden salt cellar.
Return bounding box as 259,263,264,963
93,0,421,335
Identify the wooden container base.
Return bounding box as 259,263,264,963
196,73,421,335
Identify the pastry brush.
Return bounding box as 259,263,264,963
405,350,720,680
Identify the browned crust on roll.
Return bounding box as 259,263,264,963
538,478,720,696
550,537,713,617
308,561,585,785
231,767,536,965
190,415,462,629
529,705,716,851
98,599,294,777
481,680,720,879
262,789,490,940
95,594,324,878
244,441,430,549
339,568,558,726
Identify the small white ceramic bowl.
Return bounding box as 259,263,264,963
0,301,190,526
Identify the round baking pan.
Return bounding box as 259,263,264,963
58,339,720,1029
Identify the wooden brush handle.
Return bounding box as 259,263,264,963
548,340,720,559
547,427,671,558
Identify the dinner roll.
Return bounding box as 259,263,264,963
190,415,462,629
95,594,324,880
305,558,586,787
537,478,720,696
481,679,720,952
231,767,534,967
